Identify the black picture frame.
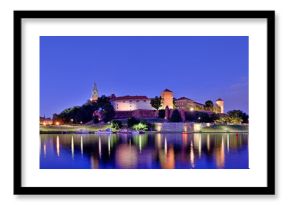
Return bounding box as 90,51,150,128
14,10,275,195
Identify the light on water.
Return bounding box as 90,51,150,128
40,133,248,169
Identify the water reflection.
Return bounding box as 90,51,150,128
40,133,248,169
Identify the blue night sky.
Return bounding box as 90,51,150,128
40,36,248,117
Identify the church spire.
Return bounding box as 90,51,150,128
90,81,99,102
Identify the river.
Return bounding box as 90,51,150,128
40,132,248,169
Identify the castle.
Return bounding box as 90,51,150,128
90,83,224,119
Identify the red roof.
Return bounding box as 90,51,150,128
111,95,149,101
176,97,204,106
177,97,192,101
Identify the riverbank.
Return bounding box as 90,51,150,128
200,124,248,133
40,124,248,134
40,124,111,134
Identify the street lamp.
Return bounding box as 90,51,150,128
70,118,74,124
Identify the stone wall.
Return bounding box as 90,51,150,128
154,122,206,132
114,109,158,119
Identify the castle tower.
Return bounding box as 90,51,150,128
161,89,174,109
90,82,99,102
216,98,224,113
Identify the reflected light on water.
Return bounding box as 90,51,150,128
161,146,175,169
164,138,167,155
71,136,74,160
227,134,230,152
43,143,46,158
98,137,102,158
56,136,60,157
139,135,142,153
156,133,162,149
207,134,210,151
80,136,83,156
190,141,195,168
40,133,248,169
182,133,188,147
108,136,111,156
198,135,202,158
116,144,137,168
215,137,225,168
90,155,99,169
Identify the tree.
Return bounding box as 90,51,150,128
158,109,165,118
173,97,177,109
132,122,148,131
227,110,248,123
111,120,122,131
54,95,114,124
150,96,162,110
97,95,110,107
205,100,214,111
215,115,243,124
127,117,140,128
102,103,115,123
170,109,182,122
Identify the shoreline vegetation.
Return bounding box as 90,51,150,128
40,124,248,134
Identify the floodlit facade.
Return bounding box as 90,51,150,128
111,96,155,111
161,89,174,109
90,82,99,102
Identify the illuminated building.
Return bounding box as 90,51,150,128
89,82,224,115
90,82,99,102
215,98,224,114
161,89,174,109
175,97,224,114
40,116,53,126
111,96,154,111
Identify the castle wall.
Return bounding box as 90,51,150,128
154,122,204,132
114,109,157,119
161,91,174,109
112,99,154,111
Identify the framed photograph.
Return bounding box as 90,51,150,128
14,10,275,195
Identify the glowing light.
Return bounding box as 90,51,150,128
43,122,47,126
156,133,162,149
183,125,187,133
108,136,111,156
190,141,195,168
207,134,210,151
115,144,138,168
43,143,46,157
198,135,202,157
227,134,230,152
164,138,167,155
98,137,102,158
139,135,142,153
71,136,74,159
190,107,194,112
55,121,60,126
155,123,162,132
56,136,60,157
80,136,83,156
215,137,225,168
